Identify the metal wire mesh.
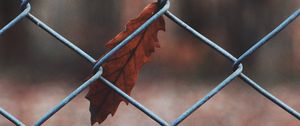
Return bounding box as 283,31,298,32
0,0,299,126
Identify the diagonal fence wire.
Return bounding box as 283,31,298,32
233,8,300,68
164,10,300,123
0,0,299,125
0,108,25,126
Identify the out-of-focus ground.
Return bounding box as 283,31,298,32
0,78,299,126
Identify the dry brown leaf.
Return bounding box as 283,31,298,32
86,2,165,125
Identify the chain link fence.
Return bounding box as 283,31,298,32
0,0,299,125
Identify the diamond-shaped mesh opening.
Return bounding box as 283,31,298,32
132,34,239,122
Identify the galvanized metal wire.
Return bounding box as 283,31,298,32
0,0,299,125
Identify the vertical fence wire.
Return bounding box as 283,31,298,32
0,0,299,125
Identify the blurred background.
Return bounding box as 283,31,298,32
0,0,300,125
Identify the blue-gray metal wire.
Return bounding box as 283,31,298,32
0,0,299,125
233,8,300,68
164,10,300,122
0,108,25,126
0,4,31,35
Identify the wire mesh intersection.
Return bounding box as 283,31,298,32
0,0,299,125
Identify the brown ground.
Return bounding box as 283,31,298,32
0,78,299,126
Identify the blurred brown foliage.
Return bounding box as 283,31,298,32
0,0,300,81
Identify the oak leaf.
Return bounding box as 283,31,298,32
86,2,165,125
